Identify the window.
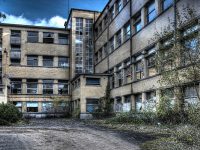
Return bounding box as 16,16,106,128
43,32,54,43
58,57,69,68
184,85,199,106
27,79,38,94
104,15,108,27
116,70,123,87
58,34,69,44
135,56,144,80
99,48,102,61
134,13,142,33
162,0,173,11
43,56,53,67
27,31,38,43
103,43,108,57
10,45,21,65
116,30,122,47
124,60,132,84
10,30,21,44
147,1,157,23
95,52,98,63
10,79,22,94
13,102,22,112
99,22,102,33
124,23,131,41
27,56,38,66
116,0,123,13
109,37,115,52
86,99,99,113
147,49,156,76
27,102,38,112
58,80,69,95
109,6,115,21
135,94,142,112
43,80,53,94
86,78,100,85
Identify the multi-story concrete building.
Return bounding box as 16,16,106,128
0,0,199,118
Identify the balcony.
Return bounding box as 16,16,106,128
10,50,21,59
10,37,21,45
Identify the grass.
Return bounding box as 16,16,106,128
84,119,200,150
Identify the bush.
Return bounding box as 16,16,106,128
106,111,158,125
0,103,22,124
187,106,200,126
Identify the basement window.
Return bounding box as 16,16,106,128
86,99,99,113
27,102,38,112
86,78,100,85
43,32,54,43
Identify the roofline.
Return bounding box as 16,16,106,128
94,0,112,25
0,23,70,31
65,8,101,28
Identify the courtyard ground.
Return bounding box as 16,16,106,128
0,119,141,150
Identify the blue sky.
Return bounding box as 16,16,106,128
0,0,108,27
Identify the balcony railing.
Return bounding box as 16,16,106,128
10,37,21,45
10,51,21,59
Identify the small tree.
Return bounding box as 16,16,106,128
154,5,200,114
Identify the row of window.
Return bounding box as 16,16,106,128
10,30,69,44
96,0,173,38
95,0,129,36
95,22,131,63
95,0,174,64
27,56,69,68
14,101,67,113
109,22,199,89
10,79,69,95
114,84,199,112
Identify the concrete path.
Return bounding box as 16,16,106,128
0,119,140,150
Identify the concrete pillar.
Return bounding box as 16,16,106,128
155,0,162,15
38,80,43,94
113,98,117,112
142,92,147,110
80,98,86,113
122,96,125,112
22,102,27,113
39,31,43,43
132,63,136,81
54,56,58,67
21,31,27,66
131,95,136,111
141,8,147,27
114,67,117,88
38,56,43,66
38,102,42,112
156,89,161,108
174,87,184,111
22,79,26,94
142,51,148,78
54,80,58,95
54,33,58,44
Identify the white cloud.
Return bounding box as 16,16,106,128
0,13,66,28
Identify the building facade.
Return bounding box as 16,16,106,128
0,0,200,118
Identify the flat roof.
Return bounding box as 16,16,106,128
0,23,69,31
65,8,101,28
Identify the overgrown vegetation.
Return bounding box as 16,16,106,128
0,103,22,125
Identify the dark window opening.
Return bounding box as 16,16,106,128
86,78,100,85
43,32,54,43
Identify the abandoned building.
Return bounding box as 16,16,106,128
0,0,199,118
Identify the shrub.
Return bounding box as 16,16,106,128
106,111,158,125
0,103,22,123
187,106,200,126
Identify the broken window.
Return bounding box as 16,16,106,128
86,99,99,113
10,79,22,94
43,80,54,95
43,56,53,67
58,57,69,68
58,80,69,95
43,32,54,43
27,102,38,112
